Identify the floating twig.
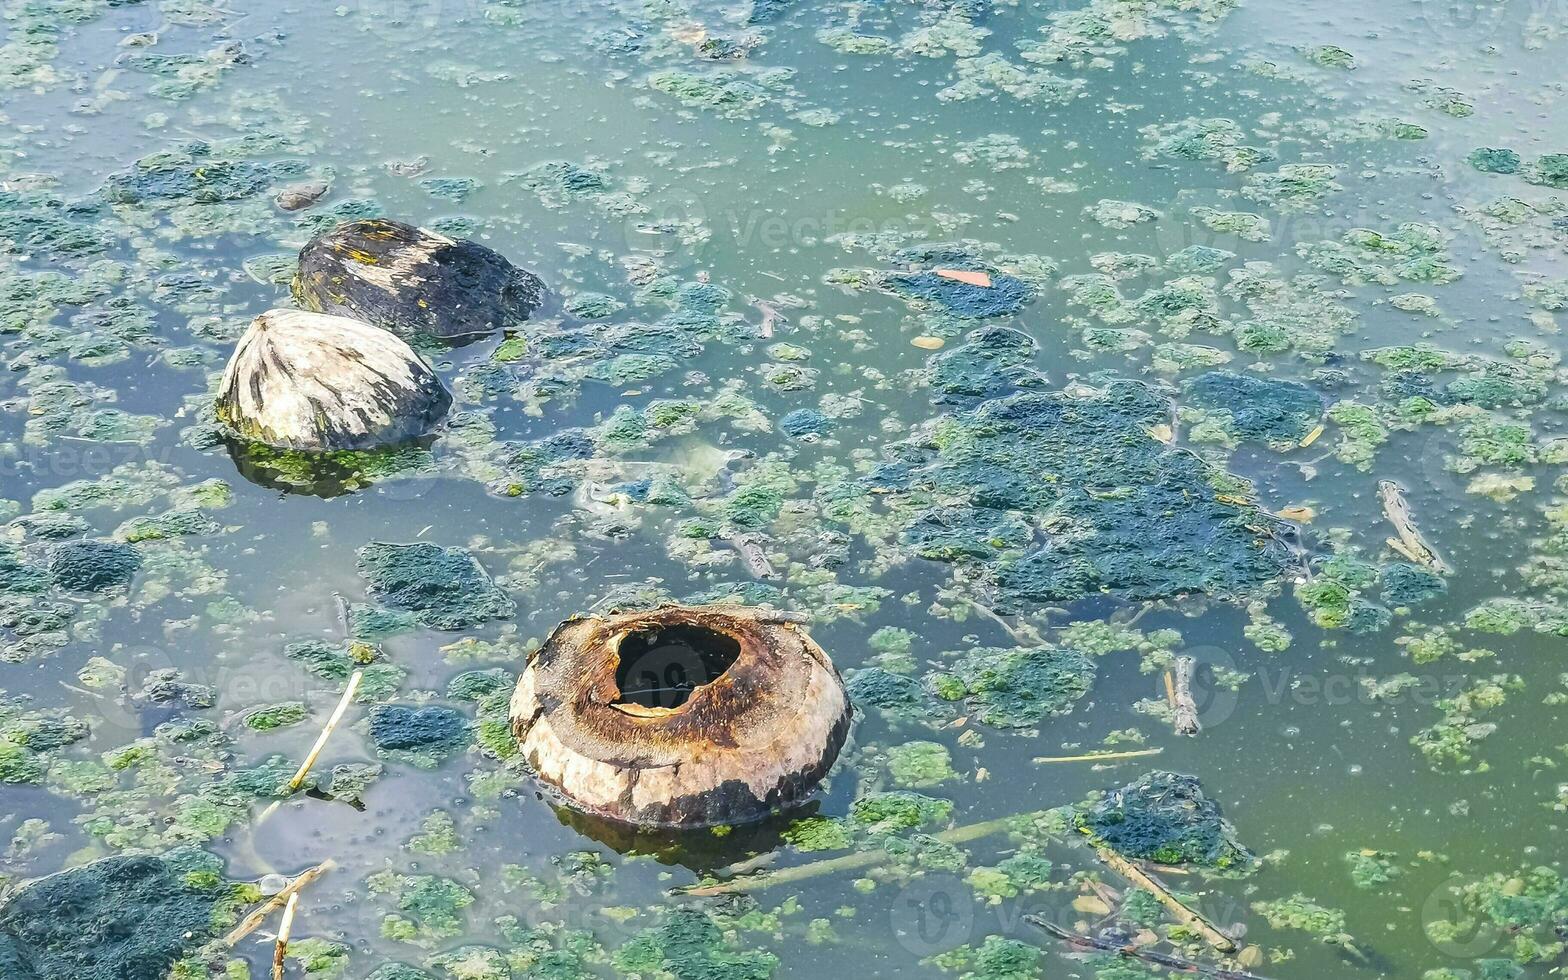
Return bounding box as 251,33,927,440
272,893,298,980
1026,915,1270,980
1095,847,1236,953
725,533,777,580
1033,748,1164,765
671,813,1030,897
288,670,363,793
222,860,335,948
1171,656,1201,736
1377,480,1449,573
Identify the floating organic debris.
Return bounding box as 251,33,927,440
870,380,1299,606
356,542,514,630
0,850,249,978
293,219,544,341
881,246,1033,319
216,309,452,451
1181,370,1324,449
46,539,141,592
928,645,1095,728
1076,771,1256,874
511,605,851,827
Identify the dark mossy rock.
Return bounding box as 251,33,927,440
1077,771,1256,873
845,666,931,716
1182,370,1323,447
779,408,831,438
1380,562,1448,607
293,219,544,341
878,244,1032,319
10,514,91,541
356,542,514,630
47,540,141,592
0,851,235,979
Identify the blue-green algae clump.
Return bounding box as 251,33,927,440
356,542,514,630
0,850,250,979
1076,771,1257,874
868,379,1298,607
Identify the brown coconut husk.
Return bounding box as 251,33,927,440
510,605,851,828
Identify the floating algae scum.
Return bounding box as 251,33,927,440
3,0,1568,978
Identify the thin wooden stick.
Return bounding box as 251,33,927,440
725,533,777,580
1377,479,1449,572
672,813,1030,897
223,860,335,947
272,892,298,980
1095,847,1235,953
288,670,363,792
1027,915,1270,979
1171,656,1201,736
1033,748,1164,765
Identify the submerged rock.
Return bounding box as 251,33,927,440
0,851,236,979
293,219,544,341
47,540,140,592
215,309,452,452
356,542,514,630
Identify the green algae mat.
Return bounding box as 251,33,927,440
0,0,1566,978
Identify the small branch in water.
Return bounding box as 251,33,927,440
1033,748,1164,765
288,670,364,793
1026,915,1270,980
671,813,1031,897
946,591,1044,647
331,591,351,637
1171,656,1201,737
222,860,335,948
272,892,298,980
1094,847,1235,953
725,533,777,580
257,671,364,824
1377,479,1449,573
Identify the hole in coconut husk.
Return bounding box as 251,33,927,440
612,623,742,710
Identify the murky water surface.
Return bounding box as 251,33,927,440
1,0,1567,977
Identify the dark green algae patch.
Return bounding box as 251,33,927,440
868,374,1300,608
1076,771,1257,874
0,850,253,979
356,542,514,630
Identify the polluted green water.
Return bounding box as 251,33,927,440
1,0,1567,976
